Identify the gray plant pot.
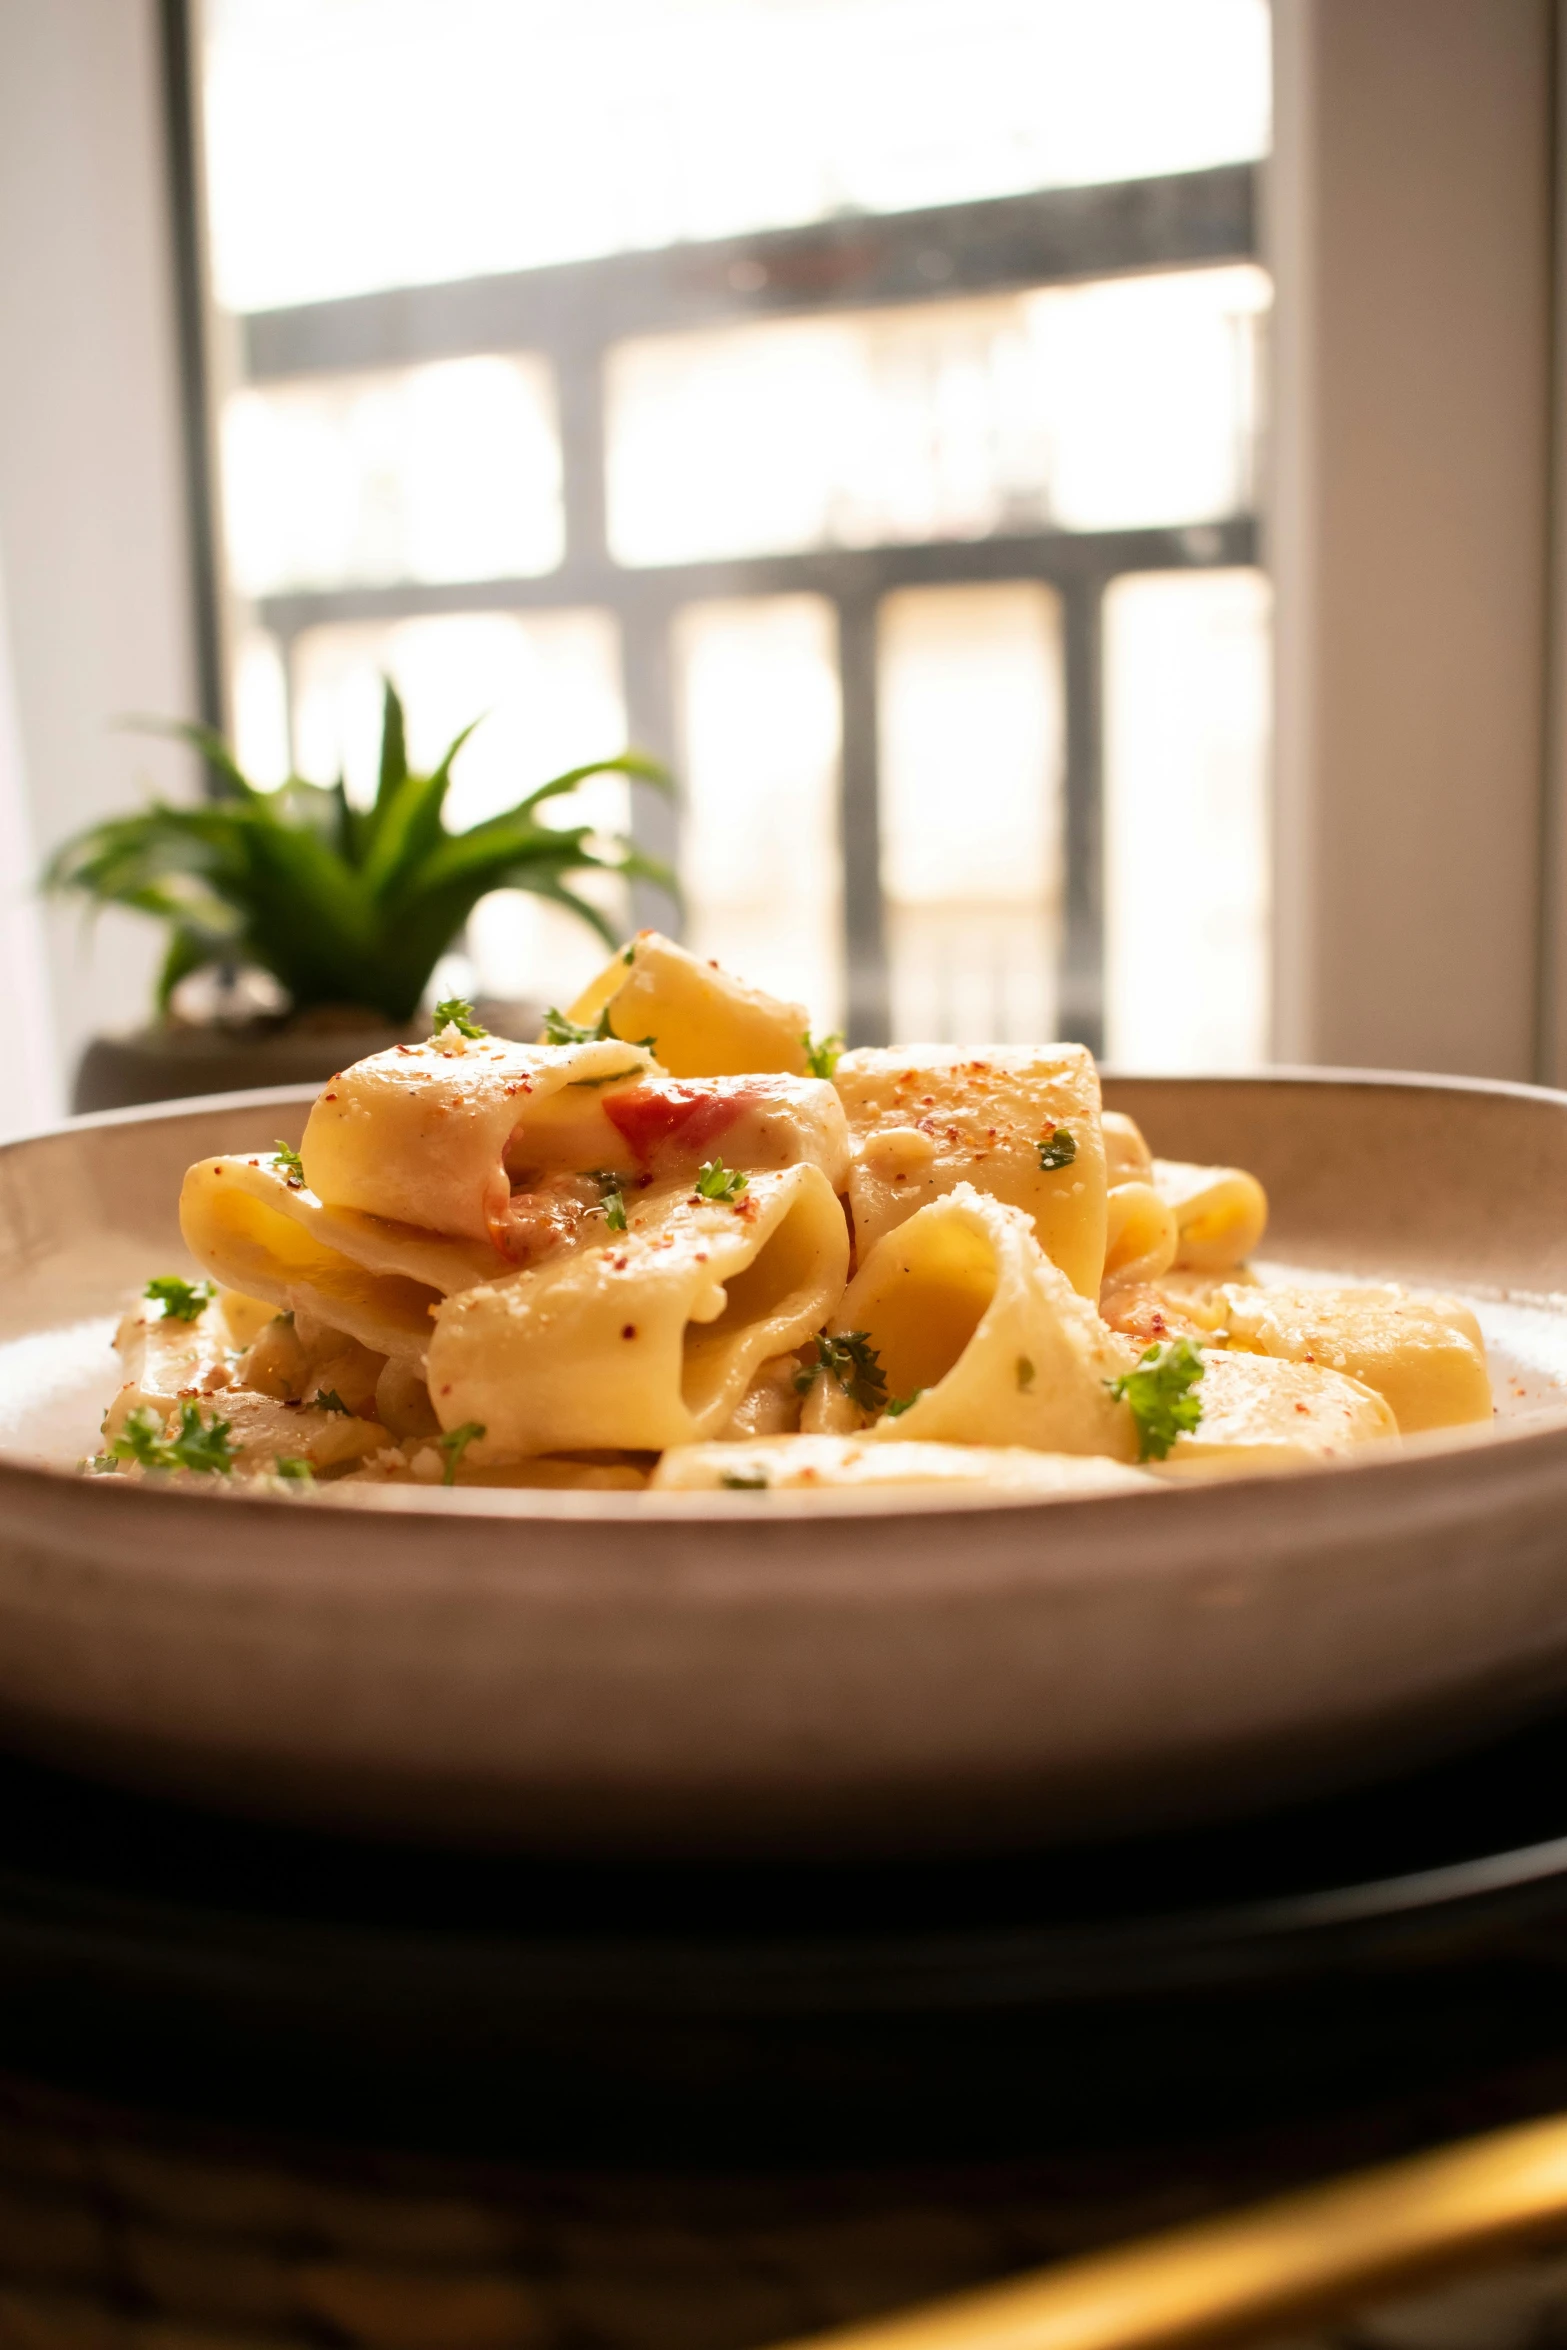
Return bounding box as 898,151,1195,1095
71,999,542,1115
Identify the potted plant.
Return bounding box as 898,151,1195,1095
47,682,671,1112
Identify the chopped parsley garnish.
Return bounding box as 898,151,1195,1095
144,1275,215,1324
586,1171,629,1232
795,1331,888,1414
312,1388,353,1416
546,1004,657,1057
1016,1356,1036,1392
884,1389,925,1418
802,1029,843,1080
543,1004,614,1046
438,1421,486,1485
1105,1338,1205,1463
1037,1127,1077,1172
107,1400,237,1475
272,1140,305,1189
694,1158,749,1203
720,1468,770,1489
622,943,636,965
433,996,487,1039
273,1456,314,1483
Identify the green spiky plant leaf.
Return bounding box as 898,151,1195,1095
44,684,676,1025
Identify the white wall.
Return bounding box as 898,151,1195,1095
1269,0,1553,1080
0,0,199,1118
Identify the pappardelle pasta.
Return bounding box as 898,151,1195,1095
88,935,1495,1497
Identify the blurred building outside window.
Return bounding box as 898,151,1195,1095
193,0,1272,1065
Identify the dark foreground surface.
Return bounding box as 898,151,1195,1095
6,1702,1567,2165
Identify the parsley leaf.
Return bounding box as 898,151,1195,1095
433,996,487,1039
543,1004,613,1046
884,1389,925,1418
273,1456,315,1483
802,1029,843,1080
272,1140,305,1189
585,1171,629,1232
108,1400,237,1475
438,1421,486,1485
546,1004,657,1056
719,1468,770,1489
694,1159,749,1203
144,1275,215,1324
1016,1356,1035,1392
794,1331,888,1414
1105,1337,1205,1463
312,1388,353,1416
1038,1127,1077,1172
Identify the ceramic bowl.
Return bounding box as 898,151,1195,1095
1,1071,1565,1857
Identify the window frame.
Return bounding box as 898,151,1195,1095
169,0,1259,1052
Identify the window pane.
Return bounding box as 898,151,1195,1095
288,609,627,1008
673,597,843,1030
606,268,1267,566
201,0,1269,313
222,357,562,595
878,584,1062,1045
230,628,291,789
1103,569,1271,1071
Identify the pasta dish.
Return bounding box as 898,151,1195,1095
87,934,1495,1497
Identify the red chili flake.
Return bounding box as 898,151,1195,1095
1294,1402,1309,1414
440,1385,452,1396
323,1094,337,1102
921,1095,935,1106
695,1251,709,1262
611,1255,629,1271
621,1323,637,1339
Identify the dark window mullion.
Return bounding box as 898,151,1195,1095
617,587,682,938
836,593,889,1048
1059,575,1105,1058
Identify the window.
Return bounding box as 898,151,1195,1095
191,0,1272,1056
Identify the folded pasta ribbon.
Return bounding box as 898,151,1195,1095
564,930,814,1078
425,1163,849,1457
1155,1349,1396,1475
180,1152,501,1363
300,1032,847,1258
652,1434,1151,1496
1218,1283,1491,1432
1151,1156,1269,1271
832,1182,1139,1458
833,1044,1108,1298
